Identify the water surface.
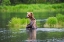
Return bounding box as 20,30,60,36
0,28,64,42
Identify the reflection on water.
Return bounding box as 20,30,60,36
0,28,64,42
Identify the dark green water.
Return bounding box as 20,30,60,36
0,28,64,42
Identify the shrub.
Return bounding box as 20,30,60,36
56,14,64,27
8,17,29,31
8,17,21,28
56,14,64,22
47,17,58,28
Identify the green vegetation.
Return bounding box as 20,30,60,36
0,0,64,5
44,14,64,28
46,17,58,28
1,0,11,5
44,17,58,28
0,3,64,28
0,3,64,12
56,14,64,28
8,17,29,30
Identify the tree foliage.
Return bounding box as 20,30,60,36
0,0,64,5
1,0,11,5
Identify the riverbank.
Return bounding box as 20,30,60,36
0,3,64,12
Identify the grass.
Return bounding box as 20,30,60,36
44,14,64,28
8,17,29,31
0,3,64,12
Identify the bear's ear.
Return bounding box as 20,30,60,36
30,12,35,19
30,12,33,17
30,12,33,14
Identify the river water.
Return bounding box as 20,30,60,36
0,28,64,42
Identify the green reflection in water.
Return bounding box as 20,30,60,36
0,29,64,42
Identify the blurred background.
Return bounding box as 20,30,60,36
0,0,64,42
